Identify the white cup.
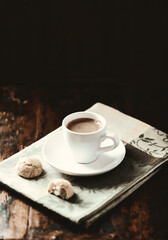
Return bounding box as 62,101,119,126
62,111,120,164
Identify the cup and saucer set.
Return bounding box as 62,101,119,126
42,112,126,176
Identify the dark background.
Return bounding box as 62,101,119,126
0,0,168,131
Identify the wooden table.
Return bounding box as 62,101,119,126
0,83,168,239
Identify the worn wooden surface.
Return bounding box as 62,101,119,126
0,84,168,239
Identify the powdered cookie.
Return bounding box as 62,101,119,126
17,156,43,179
48,179,74,200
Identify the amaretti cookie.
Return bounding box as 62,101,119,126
48,179,74,200
17,156,43,179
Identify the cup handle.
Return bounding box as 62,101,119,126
98,133,120,155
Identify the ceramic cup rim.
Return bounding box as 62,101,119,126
62,111,106,135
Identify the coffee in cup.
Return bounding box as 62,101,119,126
62,111,119,164
66,117,102,133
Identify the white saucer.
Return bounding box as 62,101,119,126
42,129,126,176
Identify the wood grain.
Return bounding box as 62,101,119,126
0,85,168,239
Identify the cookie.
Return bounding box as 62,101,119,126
17,156,43,179
48,179,74,200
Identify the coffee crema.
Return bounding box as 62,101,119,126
66,118,102,133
